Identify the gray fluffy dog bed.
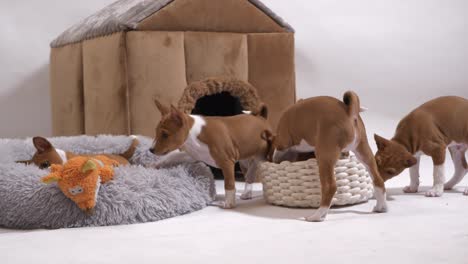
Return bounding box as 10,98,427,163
0,135,215,229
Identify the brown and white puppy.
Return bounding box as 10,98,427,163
271,91,387,222
150,99,272,208
16,136,139,169
374,96,468,197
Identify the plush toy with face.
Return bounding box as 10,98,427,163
41,156,118,214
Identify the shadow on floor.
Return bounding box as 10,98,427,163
386,186,466,197
211,190,377,220
210,185,467,220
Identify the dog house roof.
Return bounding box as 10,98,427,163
50,0,294,48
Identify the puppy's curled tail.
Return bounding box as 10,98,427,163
343,91,361,120
252,103,268,119
120,136,139,160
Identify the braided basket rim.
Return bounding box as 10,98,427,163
260,155,374,208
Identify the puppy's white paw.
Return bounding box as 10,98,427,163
240,190,252,200
463,188,468,196
425,188,443,197
209,200,236,209
221,189,236,209
304,207,328,222
372,187,388,213
373,202,388,213
403,185,418,193
221,201,236,209
304,214,326,222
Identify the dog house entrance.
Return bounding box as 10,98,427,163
191,92,244,179
191,92,243,116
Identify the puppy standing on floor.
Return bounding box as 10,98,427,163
374,96,468,196
150,99,272,208
271,91,388,222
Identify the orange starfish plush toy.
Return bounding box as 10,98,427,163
41,156,118,214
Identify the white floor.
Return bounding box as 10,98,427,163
1,113,467,264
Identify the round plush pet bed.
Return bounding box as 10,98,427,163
0,135,215,229
260,156,373,208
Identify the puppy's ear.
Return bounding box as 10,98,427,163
404,157,417,168
154,98,170,115
374,134,390,151
170,105,183,127
33,137,53,153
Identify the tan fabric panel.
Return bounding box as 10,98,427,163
185,32,248,83
126,31,187,137
248,33,296,129
82,33,129,135
50,43,84,136
137,0,285,33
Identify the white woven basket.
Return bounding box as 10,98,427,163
260,156,373,208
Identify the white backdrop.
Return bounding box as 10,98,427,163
1,2,468,261
0,0,467,138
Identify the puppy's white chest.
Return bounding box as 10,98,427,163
182,116,218,168
291,139,315,153
182,136,218,168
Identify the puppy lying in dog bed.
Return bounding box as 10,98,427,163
0,135,215,229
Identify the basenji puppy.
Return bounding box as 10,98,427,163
270,91,388,222
374,96,468,197
16,136,139,169
150,99,272,208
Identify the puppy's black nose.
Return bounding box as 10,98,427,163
149,148,155,154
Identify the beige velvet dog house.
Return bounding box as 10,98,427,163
50,0,296,137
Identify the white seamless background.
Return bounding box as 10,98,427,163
0,2,467,262
0,0,466,140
